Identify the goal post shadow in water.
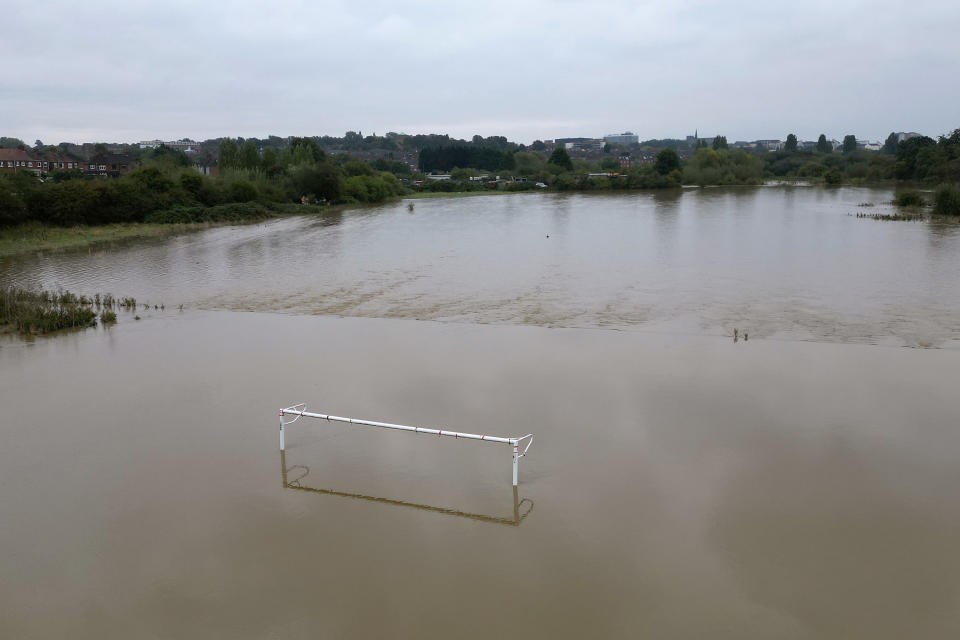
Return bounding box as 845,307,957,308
280,451,534,527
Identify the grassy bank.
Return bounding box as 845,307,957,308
0,221,212,257
0,203,330,258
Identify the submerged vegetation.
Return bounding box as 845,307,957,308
0,287,164,336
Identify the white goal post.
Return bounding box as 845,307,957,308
279,403,534,486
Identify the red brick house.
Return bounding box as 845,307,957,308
0,148,41,173
83,153,135,178
39,150,81,172
0,148,84,174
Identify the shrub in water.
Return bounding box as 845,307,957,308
934,183,960,215
893,190,925,206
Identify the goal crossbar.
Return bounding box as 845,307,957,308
278,403,534,485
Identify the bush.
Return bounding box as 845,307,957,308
824,169,843,185
934,183,960,215
143,205,205,223
893,190,925,206
228,180,258,203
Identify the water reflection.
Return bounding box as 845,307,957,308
280,451,533,526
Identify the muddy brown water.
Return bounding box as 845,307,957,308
2,188,960,638
2,187,958,347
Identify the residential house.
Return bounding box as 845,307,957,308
83,153,135,178
0,148,40,173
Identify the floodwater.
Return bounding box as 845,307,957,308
2,188,960,638
2,187,959,347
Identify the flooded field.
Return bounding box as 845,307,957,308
2,187,960,637
2,187,958,347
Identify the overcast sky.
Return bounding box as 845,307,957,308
2,0,957,145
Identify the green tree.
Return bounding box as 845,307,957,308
842,135,857,154
239,140,259,170
816,134,832,154
261,148,280,177
288,164,342,202
218,139,239,170
514,151,545,176
342,159,375,177
882,132,898,155
547,146,574,171
93,143,108,156
654,148,681,175
289,137,326,163
712,136,728,150
785,134,798,153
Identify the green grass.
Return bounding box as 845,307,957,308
0,203,332,258
0,221,208,258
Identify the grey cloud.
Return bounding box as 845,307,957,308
1,0,957,143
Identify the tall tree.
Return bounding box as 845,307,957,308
816,134,832,154
547,146,574,171
654,148,681,175
240,140,259,170
218,139,239,170
842,135,857,154
882,132,899,155
712,136,728,150
784,133,798,152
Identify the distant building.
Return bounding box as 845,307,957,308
603,132,639,145
619,155,631,169
754,139,782,151
139,138,199,153
686,134,716,147
895,132,923,142
558,138,603,153
164,139,199,153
